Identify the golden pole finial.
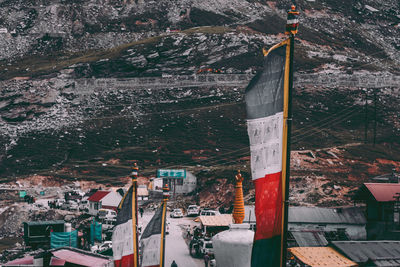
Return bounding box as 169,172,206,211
163,183,170,201
131,162,139,182
233,170,245,224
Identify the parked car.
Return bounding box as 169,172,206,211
91,241,112,253
200,239,213,256
60,202,70,210
55,199,65,209
170,209,183,218
98,209,117,221
69,201,79,211
190,238,213,258
79,199,89,212
187,205,200,217
102,219,116,231
199,209,220,216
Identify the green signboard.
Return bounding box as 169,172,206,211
157,169,186,179
19,191,26,198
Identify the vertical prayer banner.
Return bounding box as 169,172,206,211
246,39,291,267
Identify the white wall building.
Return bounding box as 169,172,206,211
87,190,122,216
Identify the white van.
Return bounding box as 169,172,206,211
187,205,200,216
98,209,117,220
199,210,220,216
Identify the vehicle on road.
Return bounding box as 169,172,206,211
55,199,65,209
69,201,79,211
199,209,220,216
102,219,116,231
79,198,89,212
170,209,183,218
60,201,70,210
200,239,213,255
187,205,200,217
98,209,117,220
91,241,112,253
189,238,214,258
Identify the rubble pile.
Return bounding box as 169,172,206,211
0,205,29,238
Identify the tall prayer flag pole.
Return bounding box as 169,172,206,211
247,4,299,267
281,4,299,267
131,163,139,267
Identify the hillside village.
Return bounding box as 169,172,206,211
0,167,400,265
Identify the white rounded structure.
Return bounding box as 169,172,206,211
64,223,72,232
212,223,254,267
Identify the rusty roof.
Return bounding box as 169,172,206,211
364,183,400,202
288,247,358,267
198,214,233,227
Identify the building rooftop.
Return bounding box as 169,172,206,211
87,190,110,202
364,183,400,202
288,247,357,267
198,214,233,227
4,247,112,266
291,231,328,247
289,206,366,224
24,220,65,226
332,241,400,266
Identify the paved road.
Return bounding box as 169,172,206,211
139,211,203,267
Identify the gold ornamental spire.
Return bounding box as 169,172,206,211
233,170,245,224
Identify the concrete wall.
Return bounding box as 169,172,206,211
71,73,400,96
174,171,196,194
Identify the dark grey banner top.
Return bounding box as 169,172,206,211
245,45,286,120
116,185,133,225
141,204,164,239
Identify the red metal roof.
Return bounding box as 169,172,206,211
365,183,400,202
52,249,111,266
50,257,66,266
4,256,34,265
87,191,110,202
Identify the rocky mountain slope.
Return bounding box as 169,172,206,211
0,0,399,206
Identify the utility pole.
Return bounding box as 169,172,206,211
373,89,377,146
364,89,369,143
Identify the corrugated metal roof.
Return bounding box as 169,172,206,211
289,206,366,224
288,247,358,267
291,231,328,247
50,257,66,266
4,256,34,266
24,220,65,226
364,183,400,202
332,241,400,265
199,214,233,227
52,248,111,266
87,191,110,202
